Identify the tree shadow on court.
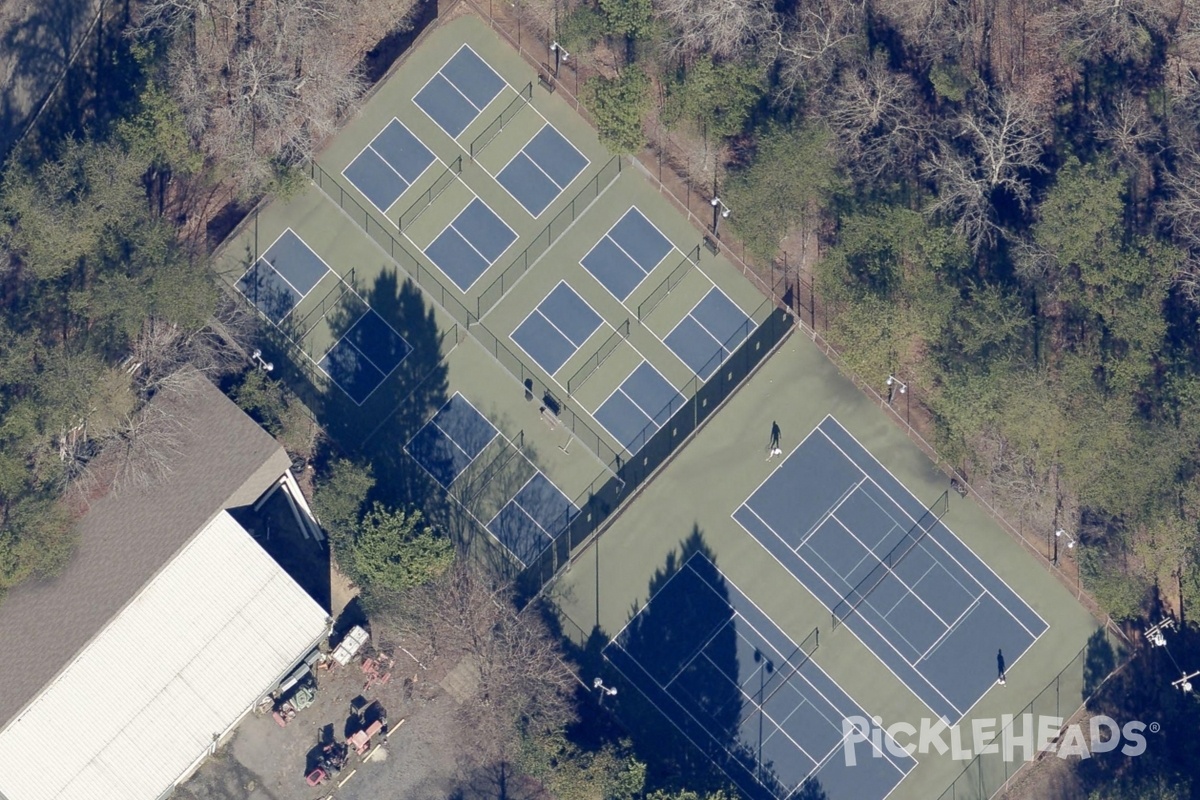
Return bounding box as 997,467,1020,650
592,525,823,800
269,268,450,526
441,411,548,580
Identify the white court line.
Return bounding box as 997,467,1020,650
411,68,467,142
405,420,473,490
376,117,439,185
732,502,965,719
607,550,915,783
831,479,954,630
512,471,580,528
458,195,520,266
253,228,338,324
661,309,723,377
787,529,965,718
445,43,507,113
483,467,564,547
616,384,662,432
448,220,495,265
278,228,338,302
826,513,895,585
368,144,410,185
691,284,758,351
411,44,515,147
508,302,615,396
602,643,760,799
661,617,737,691
739,622,915,781
795,478,868,550
615,358,683,424
819,415,1051,638
917,595,984,664
237,267,416,408
821,496,959,666
721,600,915,785
339,137,409,218
239,227,304,298
444,72,484,112
525,119,592,190
540,279,605,348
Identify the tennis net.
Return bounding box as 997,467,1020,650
831,490,950,629
735,626,820,727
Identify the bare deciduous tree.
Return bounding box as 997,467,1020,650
654,0,773,60
136,0,418,194
925,90,1047,251
766,0,864,106
1045,0,1172,65
376,565,577,762
826,53,931,181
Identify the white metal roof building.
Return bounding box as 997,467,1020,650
0,375,330,800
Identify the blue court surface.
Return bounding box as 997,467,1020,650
414,45,507,138
496,124,589,216
405,393,499,488
665,287,755,380
237,229,331,324
511,282,603,376
487,469,579,566
605,553,915,800
316,308,413,405
594,361,685,455
343,119,436,215
424,197,517,291
733,416,1048,723
581,207,674,301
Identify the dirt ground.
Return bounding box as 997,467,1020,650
172,644,493,800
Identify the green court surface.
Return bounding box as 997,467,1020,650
549,329,1102,799
212,14,774,575
211,11,1102,798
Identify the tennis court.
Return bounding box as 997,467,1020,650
235,228,413,405
593,360,685,456
405,392,580,566
665,287,756,380
342,119,437,216
236,229,331,324
405,392,500,489
496,123,589,216
511,281,604,377
487,470,579,567
414,44,508,139
317,307,413,405
422,195,517,291
581,207,675,302
605,553,915,800
733,416,1048,723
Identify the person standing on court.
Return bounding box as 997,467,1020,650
767,421,783,460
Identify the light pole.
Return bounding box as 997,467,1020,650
550,41,569,78
593,677,617,700
1173,670,1200,693
754,650,773,784
1147,618,1176,648
251,349,274,372
711,197,731,237
1053,528,1076,566
886,375,908,423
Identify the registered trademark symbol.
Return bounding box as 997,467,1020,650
1149,722,1162,734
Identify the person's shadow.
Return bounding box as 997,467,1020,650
997,649,1007,683
769,421,781,450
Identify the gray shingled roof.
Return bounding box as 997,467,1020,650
0,372,290,729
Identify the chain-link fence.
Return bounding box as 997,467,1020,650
936,628,1127,800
